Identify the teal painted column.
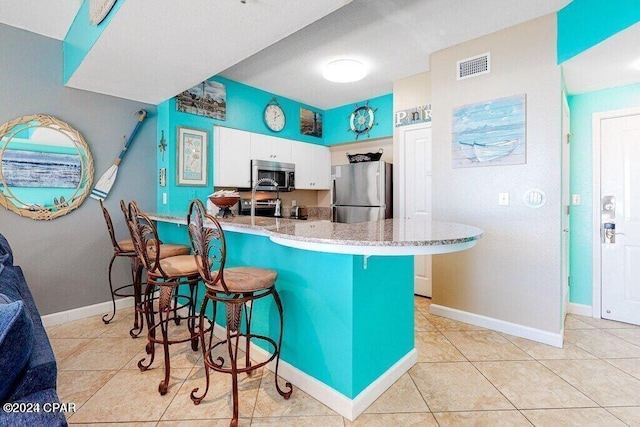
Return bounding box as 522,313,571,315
63,0,125,83
156,221,415,399
557,0,640,63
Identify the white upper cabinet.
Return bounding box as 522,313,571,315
214,126,251,187
250,133,292,162
291,142,331,190
214,127,328,190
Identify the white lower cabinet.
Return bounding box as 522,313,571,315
291,142,331,190
214,126,251,187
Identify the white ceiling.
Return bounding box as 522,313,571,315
0,0,82,40
562,23,640,95
1,0,638,108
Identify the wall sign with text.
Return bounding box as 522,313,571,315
395,104,432,127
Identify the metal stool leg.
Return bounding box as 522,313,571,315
272,289,292,399
102,254,118,324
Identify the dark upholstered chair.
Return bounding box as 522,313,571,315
186,199,291,427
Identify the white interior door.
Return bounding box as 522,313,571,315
399,123,432,297
600,112,640,325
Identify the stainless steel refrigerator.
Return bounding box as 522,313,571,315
331,160,392,223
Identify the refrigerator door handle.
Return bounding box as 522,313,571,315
330,178,336,222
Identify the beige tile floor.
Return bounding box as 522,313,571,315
45,297,640,426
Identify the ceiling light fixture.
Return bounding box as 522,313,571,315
632,59,640,71
323,59,367,83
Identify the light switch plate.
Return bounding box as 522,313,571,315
572,194,581,205
498,192,509,206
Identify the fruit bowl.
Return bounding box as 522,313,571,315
208,195,240,218
208,195,240,208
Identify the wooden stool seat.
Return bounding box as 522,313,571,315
150,243,190,259
116,239,135,253
208,267,277,293
158,255,200,276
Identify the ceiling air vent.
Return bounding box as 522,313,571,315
457,52,490,80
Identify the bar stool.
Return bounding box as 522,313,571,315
124,200,204,395
98,200,140,330
186,199,291,427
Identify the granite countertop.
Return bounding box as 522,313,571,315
150,212,483,256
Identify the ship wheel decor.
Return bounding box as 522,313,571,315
348,101,378,140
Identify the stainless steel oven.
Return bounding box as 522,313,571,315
251,159,295,192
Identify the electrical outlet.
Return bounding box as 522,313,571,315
498,192,509,206
159,168,166,187
162,192,167,204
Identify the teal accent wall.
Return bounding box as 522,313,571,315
324,93,394,145
568,83,640,305
63,0,124,83
557,0,640,63
156,221,414,398
156,76,326,213
156,75,392,213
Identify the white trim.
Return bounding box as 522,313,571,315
212,324,417,420
430,304,563,348
592,106,640,320
41,297,135,327
567,302,593,317
268,235,477,256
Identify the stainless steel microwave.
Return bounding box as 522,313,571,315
251,159,295,192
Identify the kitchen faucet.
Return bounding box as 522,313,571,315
251,177,281,224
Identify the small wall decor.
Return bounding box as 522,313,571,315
176,80,226,120
395,104,432,127
0,114,94,220
263,97,285,132
158,130,167,161
89,0,117,25
177,127,208,186
300,108,322,137
348,101,377,140
452,94,526,168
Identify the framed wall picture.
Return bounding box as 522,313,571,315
176,80,226,120
452,94,526,168
300,108,322,137
177,127,208,186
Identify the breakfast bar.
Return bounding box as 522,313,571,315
152,213,482,420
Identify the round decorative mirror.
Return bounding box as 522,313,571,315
0,115,94,220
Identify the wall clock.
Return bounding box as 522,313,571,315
264,98,286,132
89,0,117,25
349,102,378,139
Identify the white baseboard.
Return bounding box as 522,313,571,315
430,304,563,348
212,324,417,420
567,303,592,317
41,297,135,327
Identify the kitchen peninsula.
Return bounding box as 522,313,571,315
152,213,482,420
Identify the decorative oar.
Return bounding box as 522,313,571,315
90,109,147,201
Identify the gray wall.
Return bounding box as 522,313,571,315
430,15,563,334
0,24,157,315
